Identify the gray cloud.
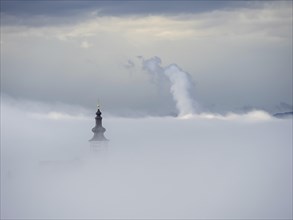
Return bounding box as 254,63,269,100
1,1,275,28
1,1,253,18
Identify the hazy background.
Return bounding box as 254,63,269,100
1,1,292,219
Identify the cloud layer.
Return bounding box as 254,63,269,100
1,97,292,219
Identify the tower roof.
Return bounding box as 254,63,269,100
90,106,108,142
96,109,102,116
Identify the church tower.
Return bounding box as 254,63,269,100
89,106,108,142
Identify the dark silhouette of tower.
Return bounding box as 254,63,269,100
89,107,108,142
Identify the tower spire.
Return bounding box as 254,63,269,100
89,105,108,142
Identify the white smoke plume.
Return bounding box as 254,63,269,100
142,57,198,117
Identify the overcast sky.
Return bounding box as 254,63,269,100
1,0,292,116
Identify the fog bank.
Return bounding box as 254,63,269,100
1,98,292,219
